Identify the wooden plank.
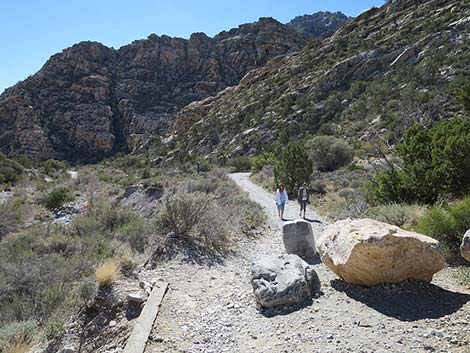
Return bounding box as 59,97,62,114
123,281,169,353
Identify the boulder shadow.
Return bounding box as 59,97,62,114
303,217,322,224
331,279,470,321
125,301,143,320
260,298,314,318
304,254,322,265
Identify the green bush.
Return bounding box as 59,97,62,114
369,117,470,204
274,142,313,194
416,197,470,255
40,159,67,178
38,188,74,211
0,153,23,186
250,152,276,172
456,82,470,113
306,135,353,172
229,156,252,172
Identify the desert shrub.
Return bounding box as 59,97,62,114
456,82,470,113
229,156,252,172
157,191,228,249
77,279,97,307
306,136,353,172
38,187,74,211
0,321,37,353
183,178,217,194
366,203,425,228
40,159,67,178
0,198,24,239
43,319,65,341
0,153,23,186
207,167,228,181
95,259,120,287
0,232,73,324
71,201,149,254
416,197,470,255
274,142,313,194
142,168,151,179
250,165,275,191
309,180,327,195
158,191,209,236
369,117,470,204
117,216,148,253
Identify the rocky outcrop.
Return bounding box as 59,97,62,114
317,218,446,287
287,11,351,38
282,220,316,258
250,254,321,308
461,230,470,262
0,18,306,162
175,0,470,159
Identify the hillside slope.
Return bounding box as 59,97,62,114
0,18,306,162
175,0,470,159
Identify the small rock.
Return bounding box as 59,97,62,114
127,291,148,304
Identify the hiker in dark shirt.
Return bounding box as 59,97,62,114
297,182,310,219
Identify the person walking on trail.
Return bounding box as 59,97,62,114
275,184,288,220
297,182,310,219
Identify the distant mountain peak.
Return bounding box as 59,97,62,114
287,11,352,38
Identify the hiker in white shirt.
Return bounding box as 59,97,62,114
275,184,288,220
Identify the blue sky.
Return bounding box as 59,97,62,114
0,0,384,92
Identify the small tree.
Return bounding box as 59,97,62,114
274,142,313,195
368,117,470,204
456,83,470,114
306,136,353,172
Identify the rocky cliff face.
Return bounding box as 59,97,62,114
0,18,306,162
175,0,470,159
287,11,351,38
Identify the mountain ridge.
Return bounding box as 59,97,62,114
0,12,351,162
174,0,470,160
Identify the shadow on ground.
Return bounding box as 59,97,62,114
304,254,322,265
261,297,316,318
331,279,470,321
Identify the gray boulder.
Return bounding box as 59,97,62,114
461,230,470,262
283,220,316,258
250,254,321,308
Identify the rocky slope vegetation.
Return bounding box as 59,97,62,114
0,18,306,162
175,0,470,159
287,11,351,38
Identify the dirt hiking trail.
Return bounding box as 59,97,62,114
145,173,470,353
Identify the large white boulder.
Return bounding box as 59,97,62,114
461,230,470,262
317,218,446,287
283,220,316,258
250,254,321,308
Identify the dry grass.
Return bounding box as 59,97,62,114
3,341,32,353
95,259,120,287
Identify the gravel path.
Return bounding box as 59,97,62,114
145,173,470,353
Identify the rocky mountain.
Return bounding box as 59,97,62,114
0,18,306,162
287,11,351,38
175,0,470,159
